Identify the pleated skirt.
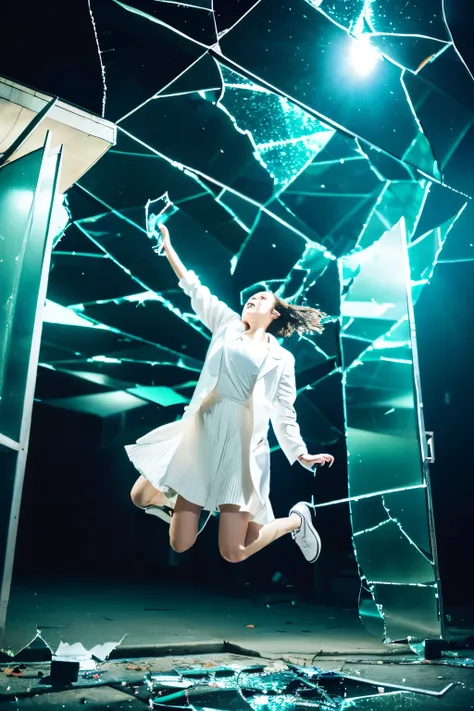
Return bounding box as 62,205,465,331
126,392,274,525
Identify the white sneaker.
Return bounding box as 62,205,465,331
290,502,322,563
145,505,173,524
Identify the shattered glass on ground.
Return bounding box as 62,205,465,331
35,0,474,644
2,651,470,710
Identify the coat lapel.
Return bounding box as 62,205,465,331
257,333,283,380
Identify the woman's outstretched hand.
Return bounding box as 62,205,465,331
298,453,334,471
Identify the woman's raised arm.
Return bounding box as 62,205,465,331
161,224,186,280
162,224,239,334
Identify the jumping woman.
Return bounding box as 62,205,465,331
126,224,334,564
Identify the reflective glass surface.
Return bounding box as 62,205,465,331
0,150,44,440
0,147,60,441
342,221,441,641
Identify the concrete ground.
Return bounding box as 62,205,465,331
3,579,474,709
3,577,400,659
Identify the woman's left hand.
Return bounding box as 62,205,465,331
298,453,334,471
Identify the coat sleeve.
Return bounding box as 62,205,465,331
271,353,308,465
178,270,240,334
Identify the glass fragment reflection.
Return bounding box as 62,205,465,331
148,663,426,710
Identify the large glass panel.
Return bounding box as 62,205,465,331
341,221,423,497
0,147,60,441
0,143,63,643
341,220,441,642
0,150,44,430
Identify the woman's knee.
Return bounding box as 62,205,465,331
219,544,246,564
170,533,196,554
130,478,152,508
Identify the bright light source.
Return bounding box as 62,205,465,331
349,35,380,77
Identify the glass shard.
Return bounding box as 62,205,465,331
217,63,335,190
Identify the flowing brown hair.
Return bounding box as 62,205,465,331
267,294,326,338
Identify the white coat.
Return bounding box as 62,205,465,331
131,270,308,506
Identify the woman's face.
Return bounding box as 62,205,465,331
242,291,278,323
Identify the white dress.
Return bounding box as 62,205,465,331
129,333,275,525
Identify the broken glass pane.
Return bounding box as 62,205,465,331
373,582,442,643
0,147,58,441
350,496,389,535
218,1,440,178
383,487,432,557
0,150,44,413
353,518,435,584
342,220,441,641
217,63,335,191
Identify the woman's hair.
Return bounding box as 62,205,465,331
267,294,326,338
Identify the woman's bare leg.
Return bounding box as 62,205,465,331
244,521,262,546
218,505,300,563
169,495,203,553
130,475,169,508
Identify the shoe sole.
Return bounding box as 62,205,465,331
291,504,322,563
307,528,322,563
145,506,173,524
